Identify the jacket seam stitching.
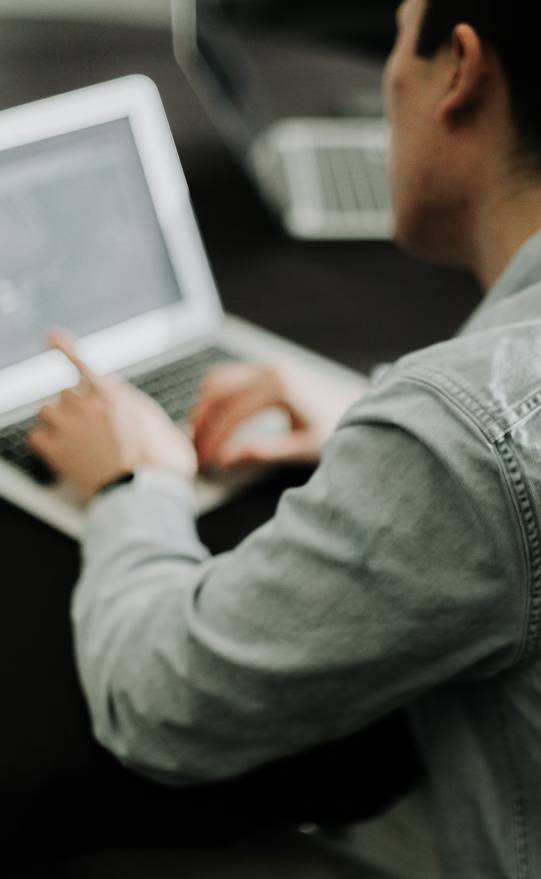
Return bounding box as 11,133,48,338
403,367,502,440
406,366,541,436
500,387,541,423
496,687,530,878
494,437,541,667
398,371,536,668
489,445,531,666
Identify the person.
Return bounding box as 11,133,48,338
26,0,541,875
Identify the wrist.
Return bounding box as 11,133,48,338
96,471,135,497
139,454,198,483
91,467,194,501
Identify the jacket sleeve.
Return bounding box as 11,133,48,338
72,378,527,786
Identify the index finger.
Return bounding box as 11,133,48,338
46,329,100,390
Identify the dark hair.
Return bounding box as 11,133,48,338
416,1,541,172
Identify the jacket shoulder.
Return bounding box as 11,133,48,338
393,286,541,440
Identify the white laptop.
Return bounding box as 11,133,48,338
172,0,392,241
0,75,365,540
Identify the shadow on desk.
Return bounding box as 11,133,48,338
63,788,439,879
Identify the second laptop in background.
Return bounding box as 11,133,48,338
173,0,392,241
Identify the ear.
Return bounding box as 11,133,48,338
438,23,487,126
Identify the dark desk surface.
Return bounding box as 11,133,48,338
0,16,480,864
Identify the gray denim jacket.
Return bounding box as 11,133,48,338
74,229,541,879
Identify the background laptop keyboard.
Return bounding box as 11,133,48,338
0,345,233,485
316,145,391,214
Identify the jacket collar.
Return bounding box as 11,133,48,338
485,227,541,305
459,227,541,335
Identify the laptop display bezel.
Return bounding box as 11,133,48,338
0,74,223,417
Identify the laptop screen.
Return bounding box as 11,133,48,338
0,118,183,371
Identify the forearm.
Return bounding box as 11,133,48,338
73,469,361,787
73,471,213,784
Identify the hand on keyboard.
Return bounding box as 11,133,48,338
27,331,198,503
191,360,359,471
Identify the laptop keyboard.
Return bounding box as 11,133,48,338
0,345,234,485
130,345,234,420
0,416,52,483
316,145,391,214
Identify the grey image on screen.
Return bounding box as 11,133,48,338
0,118,183,371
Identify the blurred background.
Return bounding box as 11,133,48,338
1,1,171,26
0,1,480,373
0,1,398,46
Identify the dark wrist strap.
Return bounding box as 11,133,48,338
97,472,135,497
